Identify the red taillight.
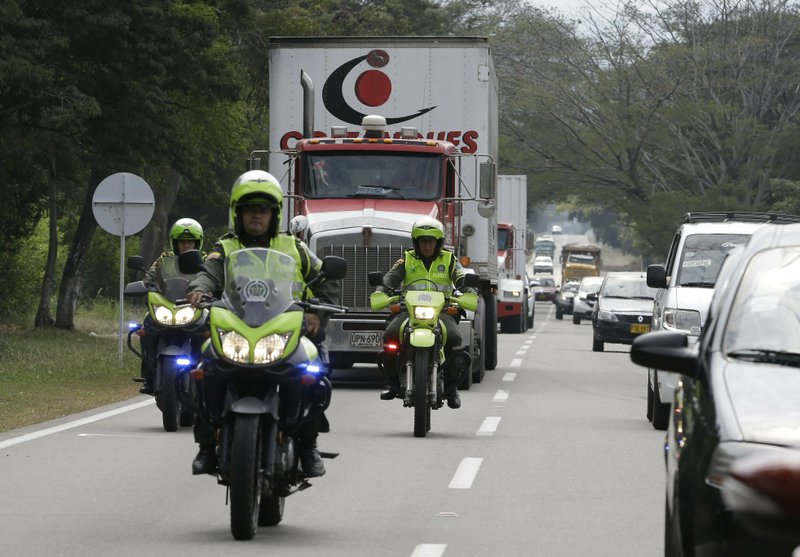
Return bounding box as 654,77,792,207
384,342,400,352
189,368,205,381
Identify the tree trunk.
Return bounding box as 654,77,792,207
34,153,59,327
139,170,182,267
55,168,103,329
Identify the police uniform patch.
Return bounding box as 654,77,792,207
437,264,445,272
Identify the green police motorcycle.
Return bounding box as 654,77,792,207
182,247,347,540
369,273,479,437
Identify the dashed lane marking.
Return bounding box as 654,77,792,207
502,372,517,381
510,358,522,367
412,544,447,557
477,417,502,436
492,390,509,402
449,457,483,489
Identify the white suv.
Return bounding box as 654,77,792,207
645,212,800,430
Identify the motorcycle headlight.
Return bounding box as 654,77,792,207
663,308,702,335
220,330,250,363
173,306,197,325
414,306,436,320
253,333,291,364
598,309,618,321
153,305,174,325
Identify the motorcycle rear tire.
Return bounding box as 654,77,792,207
230,414,261,540
160,359,179,432
413,349,431,438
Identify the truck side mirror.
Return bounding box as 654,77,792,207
368,271,384,287
647,264,667,289
127,255,146,272
178,250,204,275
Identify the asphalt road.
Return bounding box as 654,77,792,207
0,302,664,556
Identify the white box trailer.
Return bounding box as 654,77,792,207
496,175,533,333
263,36,500,380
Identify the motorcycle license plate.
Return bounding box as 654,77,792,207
350,331,382,348
630,324,650,334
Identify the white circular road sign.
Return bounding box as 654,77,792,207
92,172,155,236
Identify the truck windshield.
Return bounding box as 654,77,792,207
304,153,442,200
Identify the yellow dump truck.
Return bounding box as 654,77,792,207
560,243,602,284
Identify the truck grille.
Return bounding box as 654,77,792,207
320,244,411,310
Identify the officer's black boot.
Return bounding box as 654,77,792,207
296,434,325,477
191,445,217,475
444,386,461,409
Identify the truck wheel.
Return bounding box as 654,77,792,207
483,291,498,371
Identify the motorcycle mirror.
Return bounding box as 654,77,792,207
178,250,204,275
461,273,480,289
321,256,347,280
127,255,146,272
123,280,149,297
367,271,384,287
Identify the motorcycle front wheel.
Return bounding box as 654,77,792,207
159,358,180,432
413,349,431,438
230,414,262,540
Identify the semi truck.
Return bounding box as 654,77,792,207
496,175,533,333
257,37,500,383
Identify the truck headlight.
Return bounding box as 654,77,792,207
509,290,521,298
253,333,291,364
414,306,436,320
663,308,702,335
220,330,250,363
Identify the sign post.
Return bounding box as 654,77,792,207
92,173,155,363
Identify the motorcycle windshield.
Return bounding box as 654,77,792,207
222,248,301,326
406,282,451,293
162,277,190,303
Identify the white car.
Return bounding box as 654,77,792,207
532,255,554,274
645,212,800,430
572,276,604,324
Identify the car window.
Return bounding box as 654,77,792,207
601,277,656,299
724,247,800,353
539,278,555,287
676,233,750,287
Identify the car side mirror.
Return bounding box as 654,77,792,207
647,264,667,288
587,292,597,301
178,250,204,275
321,256,347,280
127,255,146,272
368,271,384,287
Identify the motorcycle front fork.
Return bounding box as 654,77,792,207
403,352,439,407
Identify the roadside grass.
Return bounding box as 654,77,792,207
0,301,145,433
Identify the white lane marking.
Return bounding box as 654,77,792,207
0,398,155,450
502,372,517,381
515,350,527,356
492,390,509,402
412,545,447,557
510,358,522,367
477,417,502,436
77,433,159,439
449,457,483,489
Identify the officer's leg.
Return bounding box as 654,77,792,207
192,372,219,475
138,316,156,394
441,315,469,409
379,313,405,400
